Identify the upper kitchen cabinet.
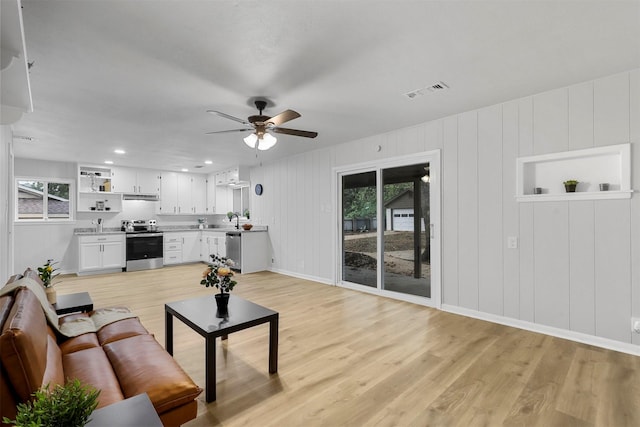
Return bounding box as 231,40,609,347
77,165,122,213
215,166,249,186
1,0,33,125
206,174,216,214
158,172,207,215
110,167,160,195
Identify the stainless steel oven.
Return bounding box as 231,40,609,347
123,220,163,271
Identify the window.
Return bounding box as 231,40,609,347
16,178,74,221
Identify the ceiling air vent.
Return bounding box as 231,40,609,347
403,81,449,99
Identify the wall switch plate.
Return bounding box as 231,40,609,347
507,236,518,249
632,318,640,334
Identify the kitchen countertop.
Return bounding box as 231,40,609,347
74,226,268,235
161,226,268,233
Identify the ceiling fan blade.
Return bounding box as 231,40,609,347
272,127,318,138
207,110,250,125
205,128,253,135
266,109,301,127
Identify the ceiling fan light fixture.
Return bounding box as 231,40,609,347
257,132,277,150
244,133,258,148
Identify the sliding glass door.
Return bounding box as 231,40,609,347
338,152,439,305
381,163,431,298
341,171,378,287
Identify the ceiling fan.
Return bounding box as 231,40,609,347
206,100,318,151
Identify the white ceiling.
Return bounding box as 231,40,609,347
10,0,640,174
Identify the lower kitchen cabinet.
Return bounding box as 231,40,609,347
163,234,182,265
78,234,125,273
164,231,201,265
201,231,227,261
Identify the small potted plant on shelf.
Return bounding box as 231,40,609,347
563,180,579,193
200,254,237,316
37,259,61,304
2,379,100,427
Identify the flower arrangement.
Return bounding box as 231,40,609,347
37,259,60,288
200,254,237,294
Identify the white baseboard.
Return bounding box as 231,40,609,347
268,268,334,286
441,304,640,357
260,268,640,356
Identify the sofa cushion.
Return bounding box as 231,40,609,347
59,332,100,354
103,334,202,414
62,346,124,409
42,335,64,388
0,289,49,401
97,317,149,345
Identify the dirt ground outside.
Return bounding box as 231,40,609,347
344,231,430,277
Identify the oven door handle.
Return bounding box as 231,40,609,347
127,233,164,238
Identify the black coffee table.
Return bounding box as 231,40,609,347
165,294,279,402
53,292,93,315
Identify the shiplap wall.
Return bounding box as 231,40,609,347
252,69,640,347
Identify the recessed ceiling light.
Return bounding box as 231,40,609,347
204,160,213,165
114,149,126,154
104,160,114,165
181,168,188,172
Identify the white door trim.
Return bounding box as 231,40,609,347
333,149,442,308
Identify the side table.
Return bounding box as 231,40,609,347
53,292,93,315
86,393,162,426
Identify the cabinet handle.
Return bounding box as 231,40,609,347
133,185,136,192
138,186,141,193
98,238,107,241
173,206,176,213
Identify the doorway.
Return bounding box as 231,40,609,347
337,151,440,306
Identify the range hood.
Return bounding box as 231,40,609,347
122,193,159,201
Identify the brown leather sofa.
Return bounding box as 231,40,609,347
0,270,202,426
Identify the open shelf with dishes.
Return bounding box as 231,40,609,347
516,143,632,202
77,165,122,212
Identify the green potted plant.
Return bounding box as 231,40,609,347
37,259,61,304
200,254,237,316
563,180,579,193
2,379,100,427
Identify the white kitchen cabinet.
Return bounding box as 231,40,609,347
214,166,249,185
191,175,207,214
78,234,125,273
164,233,182,264
182,232,201,263
201,231,227,261
159,172,207,215
164,232,201,264
159,172,179,214
206,174,216,214
240,231,269,273
111,167,160,194
136,169,161,194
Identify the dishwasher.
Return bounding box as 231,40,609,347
225,232,242,271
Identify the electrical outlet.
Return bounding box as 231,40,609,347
507,236,518,249
632,318,640,334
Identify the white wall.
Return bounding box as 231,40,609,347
252,68,640,348
0,126,13,280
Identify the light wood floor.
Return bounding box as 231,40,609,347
56,264,640,426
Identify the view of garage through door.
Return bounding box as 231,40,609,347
382,163,430,298
339,152,440,305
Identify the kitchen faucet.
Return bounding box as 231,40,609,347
231,213,239,230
